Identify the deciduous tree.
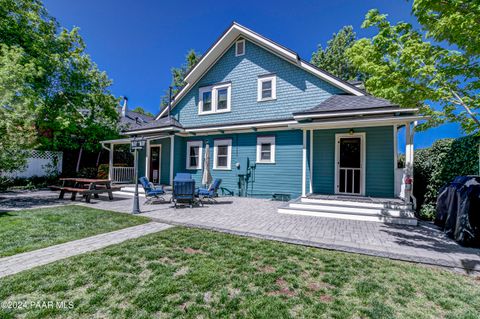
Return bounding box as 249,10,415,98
347,3,480,134
311,26,364,81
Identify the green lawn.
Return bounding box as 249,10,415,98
0,227,479,318
0,205,150,257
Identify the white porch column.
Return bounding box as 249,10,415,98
170,135,175,185
302,129,307,197
405,122,413,172
108,143,114,181
309,130,313,194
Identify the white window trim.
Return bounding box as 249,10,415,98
256,136,276,164
198,83,231,115
334,133,366,196
235,39,245,57
213,139,232,170
186,140,203,170
198,86,214,115
257,75,277,102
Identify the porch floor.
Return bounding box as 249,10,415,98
307,193,405,205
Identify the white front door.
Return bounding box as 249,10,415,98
335,134,365,195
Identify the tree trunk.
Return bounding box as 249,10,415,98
96,151,101,167
76,145,83,173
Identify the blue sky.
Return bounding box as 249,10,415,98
43,0,463,149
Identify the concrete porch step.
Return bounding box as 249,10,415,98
289,202,408,217
301,197,410,210
278,198,417,226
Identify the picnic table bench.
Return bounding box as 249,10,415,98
50,178,121,203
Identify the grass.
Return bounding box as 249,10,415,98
0,227,479,318
0,205,150,257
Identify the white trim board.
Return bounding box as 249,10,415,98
146,144,162,184
334,133,366,196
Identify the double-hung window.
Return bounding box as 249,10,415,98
213,139,232,170
257,75,276,102
256,136,276,164
186,141,203,170
198,83,231,115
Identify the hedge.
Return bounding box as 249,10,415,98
413,135,479,220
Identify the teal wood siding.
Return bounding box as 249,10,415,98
150,138,171,185
174,130,307,198
312,126,394,198
171,39,341,127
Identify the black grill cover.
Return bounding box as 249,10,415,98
435,176,480,247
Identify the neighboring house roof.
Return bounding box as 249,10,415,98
294,95,398,115
122,116,183,133
156,22,365,120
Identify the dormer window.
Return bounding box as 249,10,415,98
257,74,277,102
198,82,231,115
235,39,245,56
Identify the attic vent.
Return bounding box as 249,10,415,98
235,39,245,57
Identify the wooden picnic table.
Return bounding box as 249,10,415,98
50,178,121,203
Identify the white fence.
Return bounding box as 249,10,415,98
112,166,134,183
4,150,63,178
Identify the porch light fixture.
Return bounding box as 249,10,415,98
349,128,355,135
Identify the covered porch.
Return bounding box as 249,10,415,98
100,134,176,185
296,119,419,204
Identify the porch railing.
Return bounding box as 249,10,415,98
112,166,134,183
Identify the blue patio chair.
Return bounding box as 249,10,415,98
174,173,192,180
196,178,222,202
172,173,198,208
139,176,166,204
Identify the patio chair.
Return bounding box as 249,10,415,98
196,178,222,202
139,176,166,204
172,173,199,208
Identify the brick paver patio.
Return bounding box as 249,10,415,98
2,190,480,274
0,222,172,278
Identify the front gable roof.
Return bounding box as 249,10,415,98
156,22,365,120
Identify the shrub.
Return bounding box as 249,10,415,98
414,135,479,220
98,164,109,179
0,175,58,191
77,167,98,179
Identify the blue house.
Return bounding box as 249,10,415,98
102,23,423,224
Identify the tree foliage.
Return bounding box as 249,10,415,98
0,0,119,172
414,135,479,220
131,106,154,117
161,49,201,107
347,3,480,134
311,26,364,81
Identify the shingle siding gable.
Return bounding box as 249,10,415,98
171,39,343,127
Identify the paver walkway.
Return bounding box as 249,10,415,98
0,222,171,278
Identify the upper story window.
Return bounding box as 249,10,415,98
186,140,203,170
256,136,276,164
198,82,231,115
235,39,245,56
213,139,232,170
257,75,276,102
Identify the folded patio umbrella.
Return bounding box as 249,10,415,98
202,143,212,187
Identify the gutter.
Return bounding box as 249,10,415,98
293,108,419,120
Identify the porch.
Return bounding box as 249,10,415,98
296,121,417,202
101,134,176,185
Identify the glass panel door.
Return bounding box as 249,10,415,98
337,137,361,195
149,146,161,184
